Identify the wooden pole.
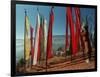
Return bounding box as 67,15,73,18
24,9,27,71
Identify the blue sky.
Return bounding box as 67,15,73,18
16,4,95,39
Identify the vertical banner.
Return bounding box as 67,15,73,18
75,7,81,54
33,13,40,65
67,7,76,56
30,26,34,65
43,18,47,60
47,7,54,59
24,10,30,67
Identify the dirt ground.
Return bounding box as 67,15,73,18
16,55,95,73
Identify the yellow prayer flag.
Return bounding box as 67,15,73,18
24,15,30,61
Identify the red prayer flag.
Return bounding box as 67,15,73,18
30,26,34,63
47,7,54,59
75,7,81,53
67,7,76,55
37,27,41,61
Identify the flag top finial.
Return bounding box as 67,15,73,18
37,7,39,13
24,9,27,16
50,6,54,15
51,6,54,9
51,6,54,12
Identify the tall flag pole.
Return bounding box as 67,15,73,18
30,25,34,67
33,8,40,65
65,11,69,57
24,10,30,69
46,6,54,71
24,9,26,70
39,15,44,62
37,8,41,64
85,16,92,61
